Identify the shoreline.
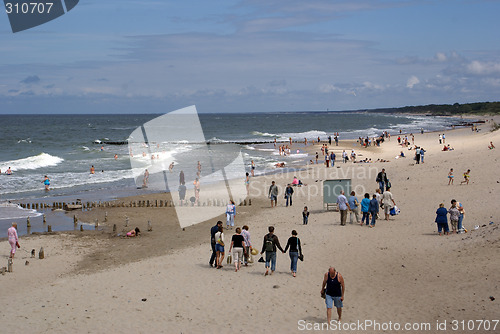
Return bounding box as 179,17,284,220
1,116,499,332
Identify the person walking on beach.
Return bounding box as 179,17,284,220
315,152,319,164
303,206,310,225
449,201,460,234
325,153,330,167
142,169,149,188
251,160,255,176
460,169,470,185
342,150,348,163
442,134,446,144
42,175,50,191
448,168,454,185
284,230,302,277
376,168,388,194
241,225,252,266
178,182,186,205
7,223,19,259
330,152,335,167
381,187,396,221
226,200,236,229
415,147,421,164
368,194,379,227
209,221,223,267
420,147,425,163
321,267,345,323
193,178,200,204
336,190,350,226
284,184,294,207
268,181,279,207
260,226,284,276
215,226,225,269
348,191,360,224
179,170,185,185
360,193,371,226
439,134,442,144
435,203,449,236
229,227,247,272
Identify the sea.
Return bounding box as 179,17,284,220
0,112,461,237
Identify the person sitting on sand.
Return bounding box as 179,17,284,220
274,162,285,168
442,145,448,151
400,151,405,157
292,176,299,186
488,141,495,149
126,227,140,237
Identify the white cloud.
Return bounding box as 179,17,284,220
466,60,500,75
406,76,420,88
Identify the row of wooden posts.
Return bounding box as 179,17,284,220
19,198,252,210
1,247,45,274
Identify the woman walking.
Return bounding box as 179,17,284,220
7,223,19,258
284,230,302,277
215,226,225,269
435,203,449,236
229,227,247,272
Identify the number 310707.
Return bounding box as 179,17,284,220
5,2,54,14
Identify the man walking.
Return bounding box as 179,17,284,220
268,181,279,207
284,184,294,207
336,190,350,226
376,168,388,194
260,226,284,276
321,267,345,323
209,221,223,267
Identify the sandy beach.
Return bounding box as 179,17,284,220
1,117,499,333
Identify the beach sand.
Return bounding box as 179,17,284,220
1,117,499,333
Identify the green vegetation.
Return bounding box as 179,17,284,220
371,101,500,115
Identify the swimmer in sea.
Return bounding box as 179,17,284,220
6,167,12,175
90,165,95,174
42,175,50,191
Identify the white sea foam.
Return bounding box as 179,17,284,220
0,153,64,172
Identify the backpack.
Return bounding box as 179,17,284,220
264,234,274,252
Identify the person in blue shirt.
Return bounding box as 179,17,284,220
435,203,449,236
360,193,371,226
348,191,360,224
368,194,379,227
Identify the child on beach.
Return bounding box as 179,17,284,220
302,206,309,225
42,175,50,191
460,169,470,185
448,169,454,185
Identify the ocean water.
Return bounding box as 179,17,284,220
0,112,459,230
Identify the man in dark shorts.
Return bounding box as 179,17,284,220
321,267,345,323
209,221,223,267
268,181,278,207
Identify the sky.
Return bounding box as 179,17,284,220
0,0,499,114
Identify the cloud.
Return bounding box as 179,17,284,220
465,60,500,76
20,75,41,85
406,76,420,88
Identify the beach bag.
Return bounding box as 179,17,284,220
248,254,254,264
251,248,258,256
264,234,274,252
297,239,303,261
390,206,400,216
258,256,265,263
227,253,232,264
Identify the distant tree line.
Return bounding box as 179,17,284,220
369,101,500,115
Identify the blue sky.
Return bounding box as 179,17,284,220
0,0,499,113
